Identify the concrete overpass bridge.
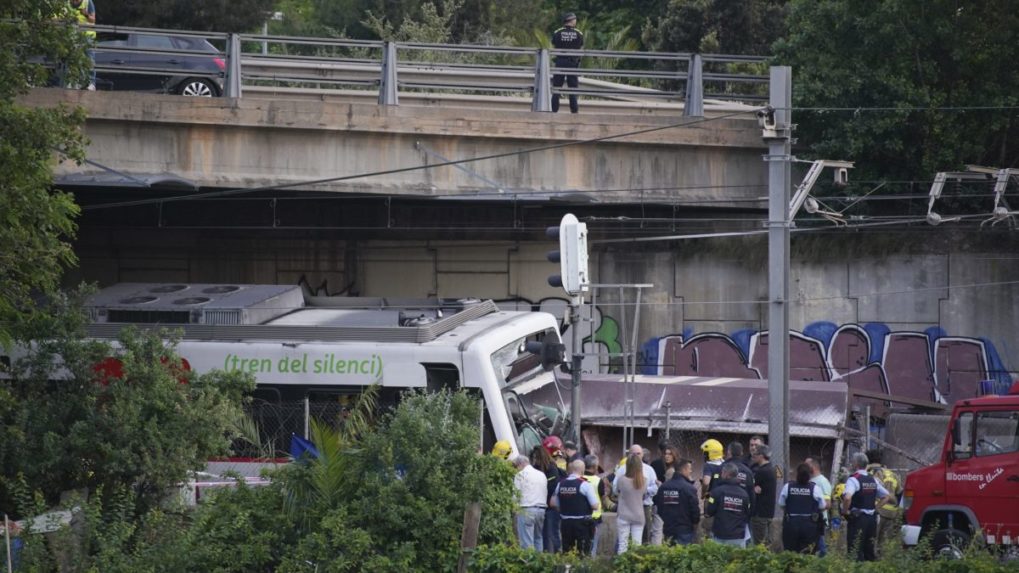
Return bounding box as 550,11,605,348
31,26,771,210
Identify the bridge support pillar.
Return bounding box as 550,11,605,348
531,49,551,113
683,53,703,117
379,42,399,106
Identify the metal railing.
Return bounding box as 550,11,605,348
82,24,769,115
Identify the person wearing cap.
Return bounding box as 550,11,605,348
551,12,584,113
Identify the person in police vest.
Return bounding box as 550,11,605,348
841,452,892,561
551,459,601,555
705,463,751,547
551,12,584,113
654,458,700,545
582,454,609,555
778,463,826,553
69,0,97,90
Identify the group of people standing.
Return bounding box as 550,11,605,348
505,434,900,561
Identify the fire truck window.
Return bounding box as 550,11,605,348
975,410,1019,457
952,412,973,459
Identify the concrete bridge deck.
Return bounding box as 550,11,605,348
31,89,766,206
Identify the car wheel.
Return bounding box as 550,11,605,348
179,78,217,97
931,528,969,559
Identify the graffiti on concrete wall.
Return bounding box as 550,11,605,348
496,297,621,372
641,322,1013,404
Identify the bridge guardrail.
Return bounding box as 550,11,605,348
75,24,768,114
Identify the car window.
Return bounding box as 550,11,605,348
975,410,1019,457
134,34,175,50
171,37,219,53
97,32,129,47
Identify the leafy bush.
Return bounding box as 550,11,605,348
1,311,255,515
469,542,1019,573
277,389,517,573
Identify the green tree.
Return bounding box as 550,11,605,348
95,0,277,33
641,0,787,54
773,0,1019,182
0,291,255,515
0,1,91,347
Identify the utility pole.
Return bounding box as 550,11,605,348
765,66,792,475
546,214,589,450
569,299,583,449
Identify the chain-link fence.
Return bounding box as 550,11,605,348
849,406,950,481
232,398,351,458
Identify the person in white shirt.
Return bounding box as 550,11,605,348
513,455,548,551
805,456,832,556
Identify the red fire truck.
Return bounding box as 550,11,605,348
901,381,1019,557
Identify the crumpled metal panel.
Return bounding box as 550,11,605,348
522,373,848,438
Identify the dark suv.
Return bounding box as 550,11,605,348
95,32,225,96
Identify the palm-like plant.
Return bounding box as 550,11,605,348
280,384,379,532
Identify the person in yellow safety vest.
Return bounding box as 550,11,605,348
491,440,513,461
698,438,725,541
582,454,608,555
68,0,96,90
865,449,902,555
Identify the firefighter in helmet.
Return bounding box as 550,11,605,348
699,438,725,540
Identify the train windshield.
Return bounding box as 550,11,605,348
490,328,570,453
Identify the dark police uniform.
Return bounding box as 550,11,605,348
700,459,723,538
780,481,824,553
553,474,598,554
551,25,584,113
844,470,887,561
723,459,757,511
654,475,701,545
751,461,776,545
705,479,751,545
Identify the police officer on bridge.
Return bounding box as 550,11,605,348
551,12,584,113
841,452,892,561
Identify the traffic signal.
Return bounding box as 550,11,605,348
546,213,589,297
525,339,566,371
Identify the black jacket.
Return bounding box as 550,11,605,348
544,465,566,506
706,479,751,540
552,26,584,66
654,475,700,537
752,462,777,518
726,458,757,511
